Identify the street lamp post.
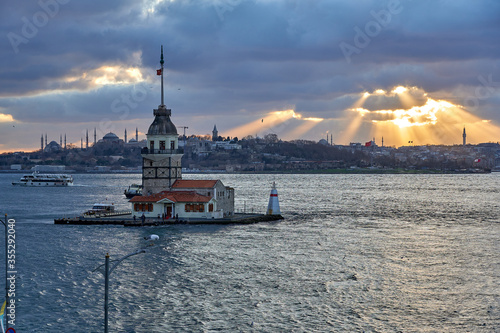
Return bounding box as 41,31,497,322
104,254,109,333
94,248,147,333
0,214,8,331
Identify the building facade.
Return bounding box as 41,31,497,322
141,105,183,195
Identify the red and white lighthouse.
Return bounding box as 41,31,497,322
267,181,281,215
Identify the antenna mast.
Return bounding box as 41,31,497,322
160,45,164,107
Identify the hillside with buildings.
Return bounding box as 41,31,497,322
1,130,499,173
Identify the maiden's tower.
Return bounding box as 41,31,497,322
131,46,235,219
141,46,183,195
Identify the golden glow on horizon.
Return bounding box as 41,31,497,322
226,109,324,139
226,85,500,146
345,85,500,146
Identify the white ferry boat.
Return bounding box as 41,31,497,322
12,173,74,186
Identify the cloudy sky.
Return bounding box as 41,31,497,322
1,0,500,152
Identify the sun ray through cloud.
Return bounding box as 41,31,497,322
348,85,500,146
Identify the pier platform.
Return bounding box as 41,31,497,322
54,213,284,226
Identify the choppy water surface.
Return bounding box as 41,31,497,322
0,173,499,332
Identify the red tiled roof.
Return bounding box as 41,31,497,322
130,191,168,203
129,191,211,203
171,179,219,188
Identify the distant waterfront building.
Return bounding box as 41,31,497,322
32,165,65,172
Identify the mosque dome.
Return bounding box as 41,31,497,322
103,132,119,141
44,140,62,152
318,139,329,146
147,105,178,136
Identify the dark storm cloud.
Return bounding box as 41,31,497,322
0,0,499,149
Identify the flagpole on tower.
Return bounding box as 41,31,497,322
160,45,164,107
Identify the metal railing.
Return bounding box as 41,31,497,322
141,148,184,154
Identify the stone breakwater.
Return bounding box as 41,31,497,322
54,213,284,226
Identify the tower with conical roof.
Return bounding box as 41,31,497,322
212,125,218,141
141,46,183,195
463,126,466,146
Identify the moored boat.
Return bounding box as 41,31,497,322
83,203,115,216
12,173,74,186
124,184,142,198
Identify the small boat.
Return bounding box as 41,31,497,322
12,172,74,186
83,203,115,216
124,184,142,198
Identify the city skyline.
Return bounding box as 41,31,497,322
1,0,500,152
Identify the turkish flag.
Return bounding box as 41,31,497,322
156,69,162,75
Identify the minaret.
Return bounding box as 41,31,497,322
382,136,384,147
80,138,83,149
212,125,218,141
64,134,66,149
41,134,43,151
124,128,127,143
141,46,183,195
86,129,89,149
94,128,96,145
45,134,47,147
463,127,466,146
60,134,62,147
136,127,138,141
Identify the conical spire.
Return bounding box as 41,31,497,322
147,46,177,136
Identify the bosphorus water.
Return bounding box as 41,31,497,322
1,173,499,332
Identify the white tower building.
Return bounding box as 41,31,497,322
141,46,183,195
